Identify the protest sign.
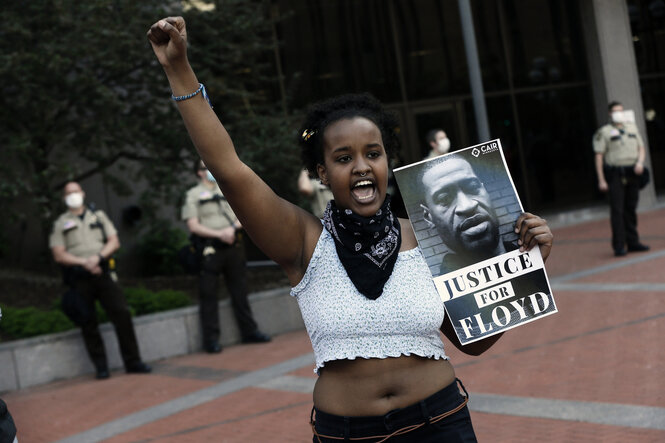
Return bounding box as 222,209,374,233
394,139,556,345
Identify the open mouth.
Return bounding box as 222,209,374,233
352,179,376,201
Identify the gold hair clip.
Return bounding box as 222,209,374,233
302,129,316,141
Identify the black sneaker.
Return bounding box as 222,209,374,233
614,248,627,257
242,330,271,344
627,243,650,252
96,368,110,380
204,343,222,353
126,362,152,374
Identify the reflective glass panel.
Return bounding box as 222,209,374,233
471,0,510,92
628,0,665,75
514,86,597,210
274,0,401,108
640,78,665,192
393,0,470,98
502,0,588,88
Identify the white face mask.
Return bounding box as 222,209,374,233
436,138,451,154
65,192,84,209
611,109,635,124
206,170,217,183
611,111,625,124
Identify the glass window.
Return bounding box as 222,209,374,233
502,0,588,89
628,0,665,75
628,0,665,194
471,0,510,92
485,96,520,189
393,0,470,99
461,95,523,196
640,78,665,192
274,0,401,108
514,87,597,211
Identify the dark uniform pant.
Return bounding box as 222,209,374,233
198,239,257,346
605,165,640,252
72,273,141,370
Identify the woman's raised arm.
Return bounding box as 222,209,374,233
147,17,319,281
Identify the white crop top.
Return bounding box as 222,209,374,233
291,227,449,374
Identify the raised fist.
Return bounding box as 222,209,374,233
147,16,188,69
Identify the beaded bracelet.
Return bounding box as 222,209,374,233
171,83,212,108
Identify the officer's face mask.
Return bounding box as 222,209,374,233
65,192,84,209
611,109,634,124
611,111,625,124
436,138,451,154
206,170,217,183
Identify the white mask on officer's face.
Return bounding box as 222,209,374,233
437,138,451,154
65,192,84,209
611,111,625,124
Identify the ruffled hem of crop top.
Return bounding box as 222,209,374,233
291,225,449,374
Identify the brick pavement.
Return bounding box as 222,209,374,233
2,207,664,442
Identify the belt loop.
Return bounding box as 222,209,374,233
343,416,351,441
310,407,323,443
456,377,470,399
419,399,432,425
383,409,398,432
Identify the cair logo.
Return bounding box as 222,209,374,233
472,142,499,157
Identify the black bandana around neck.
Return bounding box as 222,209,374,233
322,195,402,300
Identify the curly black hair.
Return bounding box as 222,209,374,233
298,93,400,177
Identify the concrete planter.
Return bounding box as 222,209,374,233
0,287,303,392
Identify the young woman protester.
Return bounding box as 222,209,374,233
148,17,553,442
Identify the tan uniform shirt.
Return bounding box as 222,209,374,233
181,182,238,230
308,179,334,219
593,122,644,167
49,209,117,258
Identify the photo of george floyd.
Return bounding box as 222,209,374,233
394,140,557,345
395,139,523,277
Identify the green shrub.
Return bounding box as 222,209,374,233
133,221,189,276
0,287,191,341
124,286,192,316
0,304,75,339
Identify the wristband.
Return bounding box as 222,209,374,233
171,83,212,108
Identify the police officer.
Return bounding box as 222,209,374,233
593,101,650,257
297,169,333,219
49,182,151,379
424,128,451,160
182,160,270,353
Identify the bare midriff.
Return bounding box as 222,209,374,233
313,355,456,416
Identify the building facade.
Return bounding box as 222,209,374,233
6,0,663,271
271,0,663,212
